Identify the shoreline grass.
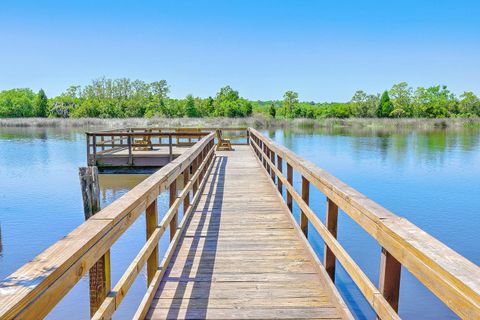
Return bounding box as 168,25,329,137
1,115,479,129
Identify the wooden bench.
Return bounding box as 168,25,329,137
216,129,233,151
175,128,202,146
133,129,153,151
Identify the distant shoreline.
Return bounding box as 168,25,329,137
1,116,479,129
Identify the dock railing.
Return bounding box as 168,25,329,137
0,132,216,320
248,128,480,320
86,127,248,166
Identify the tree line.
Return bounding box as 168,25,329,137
0,78,479,118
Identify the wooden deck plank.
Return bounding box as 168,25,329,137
146,146,350,320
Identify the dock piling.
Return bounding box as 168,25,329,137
79,166,111,318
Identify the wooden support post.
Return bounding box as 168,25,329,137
92,135,97,166
277,155,283,194
262,142,266,168
286,163,293,212
169,134,173,161
379,248,402,313
270,149,275,181
86,133,92,165
100,136,104,151
324,198,338,281
169,179,177,241
198,151,204,182
266,147,271,176
79,167,101,219
183,168,190,213
79,167,111,318
300,176,309,237
146,199,158,285
192,156,199,194
127,136,133,166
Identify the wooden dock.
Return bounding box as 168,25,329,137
146,146,350,319
86,128,247,170
0,128,479,320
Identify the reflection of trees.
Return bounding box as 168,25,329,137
0,127,85,141
459,129,480,152
98,174,148,204
264,126,480,168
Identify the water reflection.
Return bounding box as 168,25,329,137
98,174,149,205
273,126,480,168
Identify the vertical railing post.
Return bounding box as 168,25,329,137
100,136,104,151
199,149,204,182
79,166,111,318
183,168,190,213
260,140,263,162
300,176,309,237
324,198,338,281
169,179,177,241
286,163,293,212
379,248,402,313
266,147,271,176
270,148,275,181
169,134,173,161
93,135,97,161
86,134,92,165
127,136,133,166
262,141,267,168
192,156,199,194
146,199,158,284
276,155,283,194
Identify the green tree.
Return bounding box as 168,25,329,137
197,96,214,117
318,103,351,118
212,86,251,117
242,100,253,116
184,95,198,117
268,103,276,118
412,85,457,118
282,91,299,118
458,92,480,117
350,90,378,117
33,89,48,117
389,82,412,117
0,89,36,117
377,91,394,117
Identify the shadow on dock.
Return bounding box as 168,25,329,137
163,156,227,319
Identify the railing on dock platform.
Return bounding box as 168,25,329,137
0,132,216,320
86,127,248,166
248,128,480,320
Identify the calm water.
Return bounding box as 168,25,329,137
0,126,479,319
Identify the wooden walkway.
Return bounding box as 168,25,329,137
146,146,350,319
1,129,478,320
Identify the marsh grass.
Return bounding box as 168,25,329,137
1,115,479,129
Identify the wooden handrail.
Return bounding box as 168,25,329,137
86,132,210,137
86,128,249,165
92,143,216,320
0,132,216,319
248,128,480,320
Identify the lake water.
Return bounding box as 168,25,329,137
0,125,479,319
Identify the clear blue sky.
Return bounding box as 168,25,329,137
1,0,479,101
